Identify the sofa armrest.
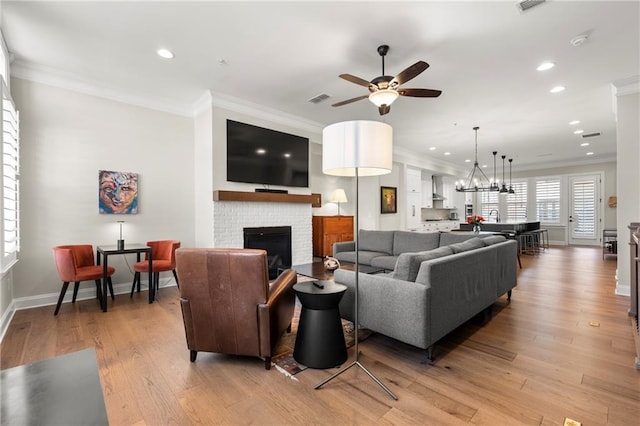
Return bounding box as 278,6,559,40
334,269,431,349
333,241,355,256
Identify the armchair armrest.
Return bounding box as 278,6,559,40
333,241,355,256
258,269,297,356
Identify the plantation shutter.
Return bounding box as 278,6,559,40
506,181,527,222
480,191,499,221
1,82,19,271
536,179,560,224
572,179,596,238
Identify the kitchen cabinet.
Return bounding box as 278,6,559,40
312,216,354,258
421,174,433,208
442,176,464,209
407,168,422,193
406,192,422,230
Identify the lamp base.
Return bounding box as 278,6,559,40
117,240,125,250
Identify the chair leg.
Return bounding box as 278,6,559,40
72,281,80,303
154,272,160,295
54,282,70,315
172,269,179,289
108,277,115,300
190,350,197,362
95,280,103,304
264,357,271,370
130,272,139,298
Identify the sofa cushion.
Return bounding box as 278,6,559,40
449,237,485,254
439,232,479,247
393,246,454,282
392,231,440,256
482,235,507,246
334,250,388,266
370,255,399,271
359,229,395,255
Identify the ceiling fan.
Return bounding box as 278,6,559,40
332,45,442,115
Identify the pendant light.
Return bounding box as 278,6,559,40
500,155,508,194
508,158,515,194
455,127,500,193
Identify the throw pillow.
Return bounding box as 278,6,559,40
449,237,485,254
482,235,507,246
405,246,454,282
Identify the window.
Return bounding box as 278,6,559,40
506,181,527,222
536,178,560,224
1,32,18,272
480,191,499,222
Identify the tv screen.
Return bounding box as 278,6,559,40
227,120,309,188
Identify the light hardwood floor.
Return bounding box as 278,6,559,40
1,246,639,425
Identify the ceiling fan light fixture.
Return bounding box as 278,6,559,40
369,89,399,107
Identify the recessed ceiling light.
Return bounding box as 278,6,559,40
444,152,451,156
464,159,471,163
550,86,566,93
428,147,436,151
283,153,291,158
256,149,266,155
157,48,175,59
568,120,580,125
537,62,555,71
581,142,590,147
574,129,584,134
586,151,594,156
482,165,488,168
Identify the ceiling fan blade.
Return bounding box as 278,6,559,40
378,105,391,116
390,61,429,86
398,88,442,97
331,94,369,107
339,74,373,88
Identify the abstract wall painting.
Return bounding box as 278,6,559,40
99,170,138,214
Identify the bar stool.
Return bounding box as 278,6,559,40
518,232,537,255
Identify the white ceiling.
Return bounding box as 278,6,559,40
2,1,639,172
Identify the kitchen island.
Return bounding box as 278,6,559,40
458,221,540,234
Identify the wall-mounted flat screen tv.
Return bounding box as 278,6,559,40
227,120,309,188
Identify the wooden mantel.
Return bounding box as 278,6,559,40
213,190,320,205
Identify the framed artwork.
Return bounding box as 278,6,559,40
99,170,139,214
380,186,397,214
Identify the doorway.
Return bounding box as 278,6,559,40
568,174,601,246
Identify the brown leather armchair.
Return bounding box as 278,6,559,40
175,248,297,369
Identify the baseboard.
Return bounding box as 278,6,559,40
0,299,17,343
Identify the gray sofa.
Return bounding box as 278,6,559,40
333,232,518,359
333,229,497,270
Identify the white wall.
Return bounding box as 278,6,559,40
615,90,640,297
10,78,195,308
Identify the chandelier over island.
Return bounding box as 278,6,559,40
455,126,514,195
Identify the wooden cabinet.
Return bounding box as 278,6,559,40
312,216,354,258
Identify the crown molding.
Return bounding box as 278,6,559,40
612,75,640,96
11,59,195,117
207,90,325,135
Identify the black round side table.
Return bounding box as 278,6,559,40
293,280,348,369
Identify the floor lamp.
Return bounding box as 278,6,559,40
316,120,398,400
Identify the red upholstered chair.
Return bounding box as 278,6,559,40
52,245,115,315
130,240,181,298
175,248,297,369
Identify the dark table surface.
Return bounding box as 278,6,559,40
1,348,108,426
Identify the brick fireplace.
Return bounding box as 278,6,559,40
212,197,313,266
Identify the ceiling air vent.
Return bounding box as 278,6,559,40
308,93,330,104
517,0,546,12
582,132,601,138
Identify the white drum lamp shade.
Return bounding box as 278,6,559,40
322,121,393,177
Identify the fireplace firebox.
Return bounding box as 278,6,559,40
243,226,292,279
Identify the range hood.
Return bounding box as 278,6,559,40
432,176,447,200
